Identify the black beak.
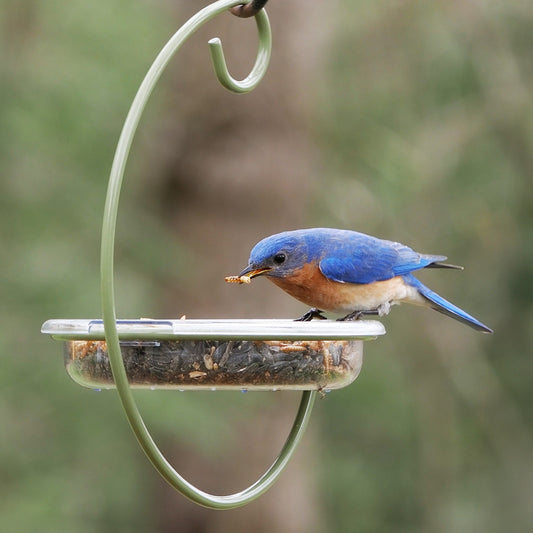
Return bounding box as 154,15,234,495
238,265,272,278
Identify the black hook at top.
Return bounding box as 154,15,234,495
230,0,269,18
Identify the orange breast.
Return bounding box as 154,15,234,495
268,263,414,313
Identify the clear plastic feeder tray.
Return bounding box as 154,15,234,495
42,319,385,391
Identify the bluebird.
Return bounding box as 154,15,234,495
228,228,492,333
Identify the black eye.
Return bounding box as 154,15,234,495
273,253,286,265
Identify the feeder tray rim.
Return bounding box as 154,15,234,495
41,318,386,341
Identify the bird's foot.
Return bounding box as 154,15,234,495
337,309,379,322
295,308,328,322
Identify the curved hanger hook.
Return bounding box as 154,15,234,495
101,0,316,510
209,8,272,93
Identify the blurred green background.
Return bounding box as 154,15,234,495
2,1,532,532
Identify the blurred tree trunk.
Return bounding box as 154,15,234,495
143,1,333,530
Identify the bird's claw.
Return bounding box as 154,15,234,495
295,308,328,322
338,309,379,321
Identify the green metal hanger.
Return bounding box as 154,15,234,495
100,0,317,509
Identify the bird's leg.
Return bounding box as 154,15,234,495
295,308,328,321
337,310,362,321
338,309,380,321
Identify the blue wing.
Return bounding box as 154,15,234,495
315,230,446,284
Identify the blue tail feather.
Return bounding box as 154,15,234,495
403,274,493,333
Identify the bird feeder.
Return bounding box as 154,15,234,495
42,318,383,392
41,0,385,509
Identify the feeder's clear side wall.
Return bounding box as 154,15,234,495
64,339,364,391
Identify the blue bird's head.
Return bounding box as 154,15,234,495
239,230,315,280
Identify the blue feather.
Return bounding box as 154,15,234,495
308,229,445,283
403,274,493,333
